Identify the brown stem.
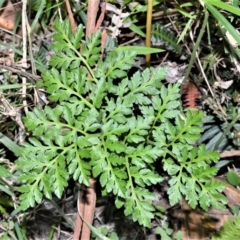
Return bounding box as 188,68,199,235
73,1,100,239
220,150,240,158
86,0,100,37
80,178,97,240
65,0,77,32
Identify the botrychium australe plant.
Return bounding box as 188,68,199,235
16,19,227,228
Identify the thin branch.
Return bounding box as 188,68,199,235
21,0,28,113
220,150,240,158
0,65,41,81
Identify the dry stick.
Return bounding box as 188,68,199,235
73,207,82,240
220,150,240,158
73,1,100,240
86,0,100,37
145,0,153,67
65,0,77,31
95,2,106,32
81,178,97,240
95,3,107,57
21,0,28,114
79,2,99,238
0,65,41,81
74,182,87,240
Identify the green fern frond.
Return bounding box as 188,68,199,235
151,23,182,54
16,20,227,228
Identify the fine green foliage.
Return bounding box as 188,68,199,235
212,216,240,240
151,23,182,54
156,222,182,240
0,160,14,214
16,19,227,228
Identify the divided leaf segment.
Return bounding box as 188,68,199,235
16,19,227,228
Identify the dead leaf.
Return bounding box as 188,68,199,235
226,31,238,48
105,3,130,38
163,61,187,83
0,0,17,31
214,80,233,89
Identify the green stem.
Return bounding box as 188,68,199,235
125,156,138,201
60,30,98,83
182,10,209,89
